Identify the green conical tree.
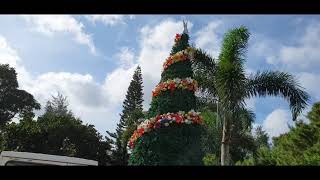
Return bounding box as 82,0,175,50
129,23,204,165
106,66,144,165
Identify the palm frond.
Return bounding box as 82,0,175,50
192,48,216,73
236,108,255,131
191,48,217,96
218,26,250,65
216,26,250,111
246,71,310,120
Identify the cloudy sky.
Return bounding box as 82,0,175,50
1,15,320,139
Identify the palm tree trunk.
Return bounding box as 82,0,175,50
221,115,230,165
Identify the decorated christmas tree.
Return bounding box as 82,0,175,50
128,21,204,165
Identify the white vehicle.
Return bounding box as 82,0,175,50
0,151,98,166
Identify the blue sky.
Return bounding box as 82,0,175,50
1,15,320,139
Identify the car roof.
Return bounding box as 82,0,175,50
0,151,98,166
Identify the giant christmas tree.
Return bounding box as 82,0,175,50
128,22,204,165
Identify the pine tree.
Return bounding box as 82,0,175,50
129,22,204,165
107,66,144,165
45,92,73,117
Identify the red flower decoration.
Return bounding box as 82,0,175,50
175,115,183,124
128,111,203,148
169,82,176,91
137,128,144,136
129,141,134,148
175,34,182,42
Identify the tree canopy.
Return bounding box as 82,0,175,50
3,93,112,165
0,64,40,128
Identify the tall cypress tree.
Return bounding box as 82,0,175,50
107,66,144,165
129,22,204,165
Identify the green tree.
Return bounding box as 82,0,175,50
0,132,4,152
3,94,112,165
203,153,219,165
200,109,221,159
4,117,43,153
254,126,270,150
121,109,145,149
228,109,256,164
199,101,257,164
0,64,40,128
236,126,272,166
269,102,320,165
129,23,204,165
107,66,144,165
239,102,320,166
45,92,73,117
191,26,309,165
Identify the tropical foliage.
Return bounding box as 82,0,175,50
0,24,314,166
191,26,309,165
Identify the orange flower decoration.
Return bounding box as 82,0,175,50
162,47,195,71
152,78,198,97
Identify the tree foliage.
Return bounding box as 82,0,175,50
107,66,144,165
239,102,320,165
0,64,40,128
3,93,112,165
191,26,309,165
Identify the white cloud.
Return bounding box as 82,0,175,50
266,56,278,65
103,66,137,105
21,15,97,55
27,72,107,106
297,72,320,100
0,34,122,134
261,21,320,70
251,37,276,58
24,72,119,133
0,35,33,89
279,45,320,70
0,36,20,67
260,107,313,142
262,109,293,138
85,15,134,26
195,21,223,58
248,33,281,67
114,47,136,69
102,47,138,106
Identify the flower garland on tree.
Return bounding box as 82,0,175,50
129,110,203,148
152,77,198,97
163,47,195,71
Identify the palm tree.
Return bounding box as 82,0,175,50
192,26,309,165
